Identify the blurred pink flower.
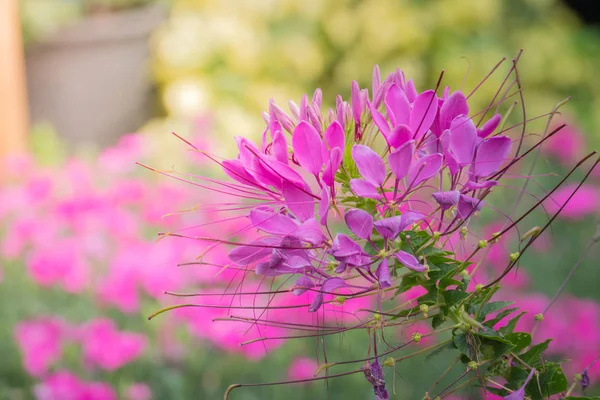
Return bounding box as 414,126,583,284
34,370,83,400
125,383,152,400
81,319,147,371
545,183,599,219
542,121,585,165
288,357,318,381
15,317,64,377
33,371,117,400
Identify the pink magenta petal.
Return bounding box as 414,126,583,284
387,124,413,148
410,90,438,139
350,179,382,199
292,121,324,176
395,250,427,272
322,147,342,187
449,115,477,166
272,130,289,164
368,100,390,138
439,91,469,130
323,121,345,153
282,181,315,222
545,183,600,219
432,190,460,211
385,84,411,127
319,186,330,225
477,114,501,138
344,209,374,239
352,145,386,186
376,258,392,288
249,208,298,235
389,140,415,180
407,153,442,187
309,277,347,312
472,136,512,178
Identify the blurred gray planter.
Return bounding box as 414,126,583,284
25,5,165,148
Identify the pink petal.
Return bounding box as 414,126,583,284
368,100,391,138
407,153,443,187
389,140,415,180
322,147,342,187
477,114,502,138
351,81,362,124
293,218,325,245
228,237,281,266
395,250,427,272
472,136,512,178
324,121,345,152
292,121,324,176
385,84,411,127
449,115,477,166
545,183,600,219
309,277,347,312
282,181,315,222
457,194,484,219
432,190,460,211
249,208,298,235
319,186,331,226
410,90,438,139
272,130,289,164
352,145,386,186
387,124,412,148
439,91,469,130
376,258,391,288
344,209,374,239
350,179,382,199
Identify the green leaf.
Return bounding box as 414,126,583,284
504,332,531,352
484,308,519,328
520,339,552,364
474,301,514,321
453,333,471,357
431,313,446,329
499,311,526,334
443,290,470,307
525,362,568,399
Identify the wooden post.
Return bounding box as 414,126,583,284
0,0,29,161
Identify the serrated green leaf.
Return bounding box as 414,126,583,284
520,339,552,364
474,301,514,321
499,311,526,334
484,308,519,328
431,313,446,329
505,332,531,352
443,290,470,306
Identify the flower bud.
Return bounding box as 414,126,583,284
412,332,422,343
460,227,468,238
478,240,488,249
510,252,520,262
476,284,483,293
468,361,478,370
534,313,544,322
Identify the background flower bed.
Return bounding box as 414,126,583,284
3,0,600,398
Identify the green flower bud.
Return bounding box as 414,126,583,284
412,332,422,343
382,357,395,367
476,283,484,293
468,361,478,370
478,240,488,249
509,252,520,262
534,313,544,321
460,227,468,238
335,296,346,305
